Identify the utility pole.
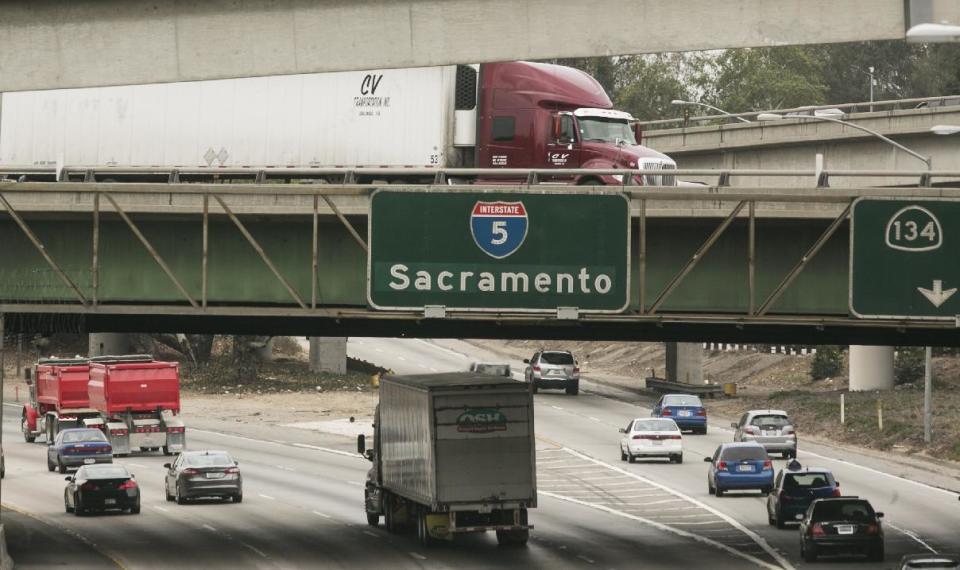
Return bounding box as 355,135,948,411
868,66,875,112
924,346,933,443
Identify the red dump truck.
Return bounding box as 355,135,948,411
86,355,186,456
21,358,100,443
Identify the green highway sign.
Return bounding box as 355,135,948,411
368,189,630,313
851,198,960,320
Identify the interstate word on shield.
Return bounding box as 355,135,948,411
367,189,630,313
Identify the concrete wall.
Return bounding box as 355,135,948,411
309,337,347,375
665,342,703,385
3,0,957,92
88,333,133,357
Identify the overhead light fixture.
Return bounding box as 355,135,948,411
930,124,960,135
907,23,960,43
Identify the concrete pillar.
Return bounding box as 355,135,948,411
309,337,347,375
88,333,132,357
665,342,703,384
848,345,895,392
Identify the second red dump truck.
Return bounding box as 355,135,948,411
87,355,186,456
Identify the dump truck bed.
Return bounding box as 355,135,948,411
88,361,181,415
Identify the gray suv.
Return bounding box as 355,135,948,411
732,409,797,458
524,350,579,395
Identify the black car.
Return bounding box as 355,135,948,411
799,497,884,562
64,464,140,516
767,461,840,528
899,553,960,569
165,450,242,504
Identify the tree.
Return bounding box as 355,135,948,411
613,54,699,121
894,347,925,385
811,346,844,380
702,46,828,113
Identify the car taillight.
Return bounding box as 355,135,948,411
866,523,879,535
811,523,826,537
119,479,137,490
532,366,540,373
183,468,199,476
696,409,707,417
80,482,100,491
744,426,760,435
167,427,185,434
717,461,727,470
225,467,239,474
762,460,773,470
572,366,580,374
661,409,672,416
632,435,646,440
831,487,842,497
109,429,127,436
666,435,682,440
783,427,795,435
780,491,791,502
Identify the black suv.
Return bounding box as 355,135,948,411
799,497,884,562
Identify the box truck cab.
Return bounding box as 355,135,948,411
477,61,676,186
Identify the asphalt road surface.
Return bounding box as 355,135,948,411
0,337,956,569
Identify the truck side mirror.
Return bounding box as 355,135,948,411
365,449,374,462
24,368,32,384
552,115,562,140
162,463,171,469
523,358,530,364
357,434,366,455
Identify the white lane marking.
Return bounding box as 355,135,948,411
240,542,269,558
588,417,601,422
152,506,169,513
413,338,471,361
799,449,959,497
551,405,565,410
577,554,595,564
126,462,146,468
258,494,275,500
290,442,364,459
409,552,427,560
886,523,938,553
375,348,384,353
276,465,296,472
429,367,438,372
345,481,363,486
313,511,332,518
559,447,795,570
540,491,783,570
396,356,406,361
190,428,364,460
202,524,218,532
363,530,379,538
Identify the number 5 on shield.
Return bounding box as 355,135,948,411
491,221,508,245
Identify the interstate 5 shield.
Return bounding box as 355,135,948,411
368,189,629,312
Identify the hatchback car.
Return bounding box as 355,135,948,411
899,554,960,569
47,428,112,473
732,409,797,458
64,464,140,516
524,350,579,395
165,450,242,504
705,442,774,496
799,497,884,562
767,461,840,528
619,418,683,463
653,394,707,434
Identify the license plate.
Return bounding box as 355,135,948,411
679,410,692,417
737,464,753,472
104,498,116,505
836,525,855,535
83,458,96,464
764,431,777,436
651,440,663,446
206,472,224,479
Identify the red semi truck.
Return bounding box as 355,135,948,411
87,355,186,456
21,358,101,443
0,61,676,186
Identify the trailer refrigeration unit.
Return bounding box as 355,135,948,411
86,355,185,456
21,358,100,443
358,373,536,547
0,62,676,186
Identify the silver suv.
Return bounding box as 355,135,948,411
732,409,797,458
524,350,579,395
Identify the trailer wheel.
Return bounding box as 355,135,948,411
366,512,379,527
162,446,173,456
416,511,434,547
384,497,395,533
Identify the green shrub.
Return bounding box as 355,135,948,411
811,346,844,380
894,347,925,385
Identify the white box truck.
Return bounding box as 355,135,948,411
358,372,536,546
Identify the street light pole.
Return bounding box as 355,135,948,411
924,346,933,443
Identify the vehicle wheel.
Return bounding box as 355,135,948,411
620,447,627,462
75,495,85,517
162,446,173,456
176,483,187,505
233,493,243,504
700,427,708,435
23,419,36,443
714,486,724,497
130,501,141,515
675,454,683,464
627,452,636,464
708,481,714,495
416,511,433,547
384,496,396,533
870,545,884,562
775,512,786,529
531,384,538,394
366,512,379,526
57,457,67,474
47,456,56,472
802,542,817,563
565,384,579,396
65,491,73,513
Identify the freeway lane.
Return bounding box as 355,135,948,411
0,402,751,569
347,337,960,569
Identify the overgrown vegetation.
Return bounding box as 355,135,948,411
895,346,925,385
810,346,845,380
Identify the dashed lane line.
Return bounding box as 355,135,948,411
202,524,218,532
258,494,275,500
886,522,938,554
408,552,427,560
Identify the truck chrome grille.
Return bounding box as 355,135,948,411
640,161,677,187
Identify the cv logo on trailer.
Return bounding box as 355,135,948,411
456,408,508,433
470,201,528,259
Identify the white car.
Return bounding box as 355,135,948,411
619,418,683,464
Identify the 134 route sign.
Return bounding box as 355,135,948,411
367,189,630,313
850,198,960,320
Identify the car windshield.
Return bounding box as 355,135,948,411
663,395,702,407
475,364,510,377
80,465,130,479
784,473,833,489
633,419,679,432
184,453,234,467
540,352,574,365
812,500,875,522
578,117,636,144
721,446,767,461
62,430,107,443
751,414,790,427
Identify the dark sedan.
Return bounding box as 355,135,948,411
800,497,884,562
64,464,140,516
165,450,242,504
47,428,112,473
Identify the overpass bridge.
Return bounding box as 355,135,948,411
2,168,960,345
641,96,960,187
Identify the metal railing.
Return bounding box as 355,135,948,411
637,94,960,130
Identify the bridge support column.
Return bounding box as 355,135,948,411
665,342,703,385
88,333,133,357
309,337,347,375
849,345,894,391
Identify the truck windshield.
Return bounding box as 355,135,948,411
578,117,636,145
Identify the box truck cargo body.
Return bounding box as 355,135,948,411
0,62,676,185
21,358,100,443
359,373,536,546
